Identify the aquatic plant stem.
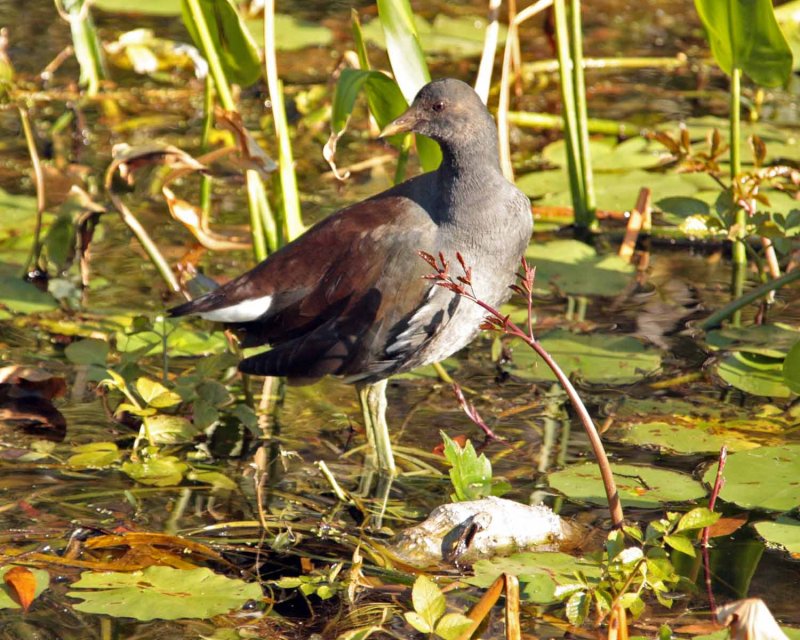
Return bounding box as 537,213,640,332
263,0,304,242
424,253,623,528
552,0,587,230
18,106,46,277
475,0,503,104
183,0,235,111
729,66,746,326
199,76,214,229
58,0,105,96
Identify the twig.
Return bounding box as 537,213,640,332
452,383,506,443
18,106,46,277
421,251,624,528
702,446,727,618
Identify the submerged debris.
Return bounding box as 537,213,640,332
391,496,575,568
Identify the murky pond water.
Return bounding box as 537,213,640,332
1,0,800,637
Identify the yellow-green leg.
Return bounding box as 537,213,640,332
356,379,396,497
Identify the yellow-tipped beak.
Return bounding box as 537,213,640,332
379,110,417,138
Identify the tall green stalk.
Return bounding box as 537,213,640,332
729,67,746,326
61,0,106,96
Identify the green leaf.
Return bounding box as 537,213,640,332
663,534,696,557
676,508,721,533
44,213,75,269
0,566,50,610
703,444,800,512
508,330,661,385
0,277,58,314
187,469,237,491
404,611,433,634
783,339,800,394
122,456,188,486
754,515,800,555
136,377,182,408
434,612,473,640
548,463,706,509
565,590,590,625
410,575,445,631
68,442,121,468
716,351,792,398
144,414,197,444
181,0,261,87
65,338,109,366
694,0,793,87
67,566,262,620
705,324,800,358
244,14,333,52
441,432,493,502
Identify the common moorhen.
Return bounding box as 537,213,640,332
170,78,532,480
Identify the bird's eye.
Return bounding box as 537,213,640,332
431,101,445,112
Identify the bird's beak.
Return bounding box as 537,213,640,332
379,105,419,138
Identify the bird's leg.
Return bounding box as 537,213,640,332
356,379,396,496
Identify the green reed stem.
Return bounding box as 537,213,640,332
61,0,105,96
199,75,214,229
729,66,746,326
183,0,235,111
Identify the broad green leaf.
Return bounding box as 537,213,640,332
136,377,182,408
542,136,668,172
703,444,800,512
410,575,445,631
776,1,800,71
705,324,800,358
122,456,188,486
754,515,800,555
694,0,793,87
716,351,792,398
65,338,109,366
181,0,261,87
331,69,407,135
676,508,721,533
783,339,800,394
68,566,262,620
435,613,473,640
508,330,661,385
663,534,696,557
44,214,75,269
0,277,58,314
244,14,333,51
404,611,432,634
565,590,590,625
68,442,121,468
441,432,492,502
93,0,182,15
187,469,237,491
0,566,50,610
549,463,706,509
144,414,197,444
525,240,635,296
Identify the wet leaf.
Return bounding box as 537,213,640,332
565,590,590,625
611,421,759,454
122,456,188,486
695,0,793,87
508,330,661,385
525,240,635,296
754,515,800,556
0,566,50,611
703,445,800,512
67,566,262,620
716,352,792,398
180,0,261,87
68,442,121,468
549,463,706,509
65,338,109,366
0,277,58,314
676,507,721,533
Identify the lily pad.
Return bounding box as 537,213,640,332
0,277,58,314
541,136,669,172
67,566,262,620
245,14,333,51
716,352,793,398
613,421,759,454
0,566,50,610
466,551,601,604
508,330,661,384
525,239,635,296
549,463,706,508
754,515,800,556
703,445,800,512
783,339,800,394
705,324,800,358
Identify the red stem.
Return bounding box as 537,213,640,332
702,446,727,618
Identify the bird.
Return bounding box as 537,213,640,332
169,78,533,484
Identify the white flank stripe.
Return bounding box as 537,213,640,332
198,294,273,322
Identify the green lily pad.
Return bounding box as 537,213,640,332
65,338,110,366
0,277,58,314
703,445,800,512
507,330,661,385
0,566,51,610
525,240,635,296
783,339,800,394
705,324,800,358
754,515,800,555
542,136,669,172
613,421,759,455
245,14,333,51
549,463,706,508
716,352,793,398
68,566,262,620
466,551,601,604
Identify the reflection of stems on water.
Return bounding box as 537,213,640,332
19,106,46,277
423,251,623,528
104,158,181,293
